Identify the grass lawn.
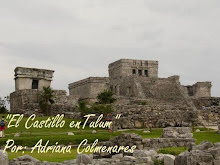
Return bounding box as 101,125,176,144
1,113,220,162
0,113,122,146
158,147,188,156
8,149,80,162
193,131,220,144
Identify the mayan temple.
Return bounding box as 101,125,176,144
10,59,220,128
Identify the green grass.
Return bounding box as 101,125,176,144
1,113,220,162
0,113,122,146
158,147,188,156
126,129,163,138
8,149,80,162
193,131,220,144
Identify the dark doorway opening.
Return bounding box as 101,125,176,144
138,70,142,76
144,70,149,77
132,69,136,74
32,80,39,89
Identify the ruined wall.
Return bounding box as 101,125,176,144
192,97,220,109
117,75,195,108
68,77,109,102
10,89,78,116
113,103,198,129
14,67,54,91
10,89,39,114
185,82,212,98
105,132,195,150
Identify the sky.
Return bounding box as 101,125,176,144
0,0,220,101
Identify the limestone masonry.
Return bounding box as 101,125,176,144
14,67,54,91
10,59,220,128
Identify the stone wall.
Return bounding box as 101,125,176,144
103,131,195,150
10,89,39,114
118,75,195,106
161,127,193,139
192,97,220,109
175,141,220,165
108,59,158,80
113,100,198,129
14,67,54,91
185,82,212,98
68,77,109,103
108,59,158,95
10,89,78,116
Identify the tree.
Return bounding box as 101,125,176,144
97,90,116,104
0,96,9,113
38,86,54,116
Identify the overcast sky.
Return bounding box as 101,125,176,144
0,0,220,100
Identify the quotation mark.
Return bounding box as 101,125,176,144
115,114,121,119
6,114,12,120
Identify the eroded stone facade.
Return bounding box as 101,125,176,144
68,77,109,103
14,67,54,91
185,82,212,98
10,89,78,115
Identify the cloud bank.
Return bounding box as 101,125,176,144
0,0,219,101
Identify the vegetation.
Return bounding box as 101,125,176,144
78,90,116,115
38,86,54,115
140,101,147,105
79,102,113,115
97,90,116,104
1,112,219,162
0,113,121,147
8,149,80,162
193,131,220,144
153,159,164,165
158,147,188,156
126,129,163,138
0,96,9,113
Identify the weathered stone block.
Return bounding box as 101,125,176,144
164,154,175,165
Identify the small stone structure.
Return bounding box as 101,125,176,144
68,77,109,103
14,67,54,91
10,67,79,115
185,82,212,98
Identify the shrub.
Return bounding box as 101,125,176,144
0,107,8,114
0,96,9,113
153,159,164,165
158,147,187,156
78,101,113,115
140,101,147,105
38,86,54,115
97,90,116,104
78,101,88,113
90,104,113,115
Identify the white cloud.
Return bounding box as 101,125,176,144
0,0,220,99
